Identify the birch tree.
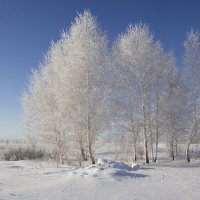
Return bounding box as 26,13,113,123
66,11,109,164
162,63,188,160
150,51,176,162
183,30,200,162
21,11,109,165
112,24,162,163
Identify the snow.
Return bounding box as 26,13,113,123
97,158,133,170
131,163,140,170
0,159,200,200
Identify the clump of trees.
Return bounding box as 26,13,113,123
21,11,200,166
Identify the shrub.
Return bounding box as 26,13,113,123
3,146,45,161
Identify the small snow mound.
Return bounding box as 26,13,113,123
97,159,132,171
68,159,145,181
131,163,140,170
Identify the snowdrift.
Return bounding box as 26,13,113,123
70,159,142,180
97,159,140,170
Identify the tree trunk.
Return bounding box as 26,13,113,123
128,85,137,162
88,144,95,164
86,62,95,165
154,117,159,162
144,141,149,163
154,86,159,162
186,143,191,163
154,142,158,162
175,136,178,156
141,87,149,164
56,151,59,168
150,141,154,162
87,118,95,164
133,142,137,161
186,96,198,163
171,140,175,160
149,116,154,162
81,147,87,161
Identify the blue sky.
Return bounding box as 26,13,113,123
0,0,200,138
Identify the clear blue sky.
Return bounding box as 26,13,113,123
0,0,200,138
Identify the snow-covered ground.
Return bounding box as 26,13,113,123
0,158,200,200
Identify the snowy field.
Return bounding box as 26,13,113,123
1,158,200,200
